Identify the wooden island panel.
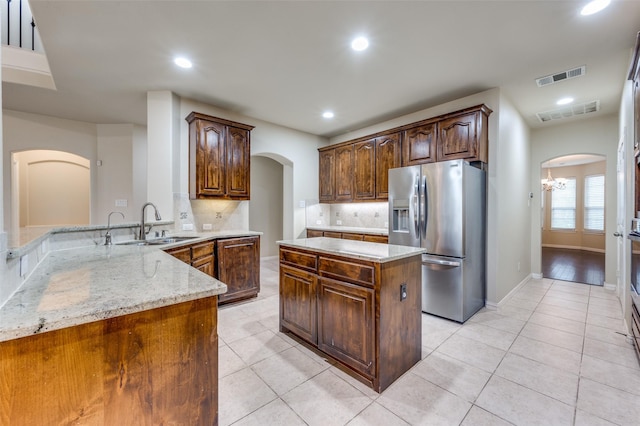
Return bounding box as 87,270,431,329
0,297,218,426
279,244,421,392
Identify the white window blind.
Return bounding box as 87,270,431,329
551,177,576,229
584,174,605,231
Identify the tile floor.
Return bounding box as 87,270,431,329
217,257,640,426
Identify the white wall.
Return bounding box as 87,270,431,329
96,124,134,223
530,114,618,285
330,88,531,305
250,156,283,256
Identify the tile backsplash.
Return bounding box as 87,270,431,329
173,193,248,232
305,200,388,229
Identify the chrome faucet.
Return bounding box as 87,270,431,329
139,202,162,240
104,211,125,245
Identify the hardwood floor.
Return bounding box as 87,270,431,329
541,247,605,286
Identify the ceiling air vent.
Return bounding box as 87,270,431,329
536,65,586,87
536,100,600,123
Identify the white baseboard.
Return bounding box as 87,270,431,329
532,273,543,280
541,244,605,254
487,273,533,308
603,282,617,291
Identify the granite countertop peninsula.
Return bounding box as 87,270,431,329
306,225,388,236
278,237,425,263
1,227,262,342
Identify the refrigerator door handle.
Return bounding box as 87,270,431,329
413,174,420,235
422,255,461,267
421,175,427,237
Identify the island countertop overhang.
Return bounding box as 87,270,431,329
277,237,425,263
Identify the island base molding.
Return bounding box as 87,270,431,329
0,297,219,426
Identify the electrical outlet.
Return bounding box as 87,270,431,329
336,220,342,225
202,223,212,231
182,223,194,231
316,220,322,225
115,199,128,207
400,283,407,301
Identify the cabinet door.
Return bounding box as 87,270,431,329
195,120,226,197
319,149,336,202
226,126,250,199
164,246,191,264
402,123,436,166
192,255,215,276
335,145,354,202
341,233,364,241
191,241,215,277
354,139,375,201
363,234,388,244
437,111,480,161
217,236,260,304
279,265,317,344
375,133,401,199
323,231,342,239
317,277,375,378
306,229,324,238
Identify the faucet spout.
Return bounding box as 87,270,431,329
104,211,125,245
139,202,162,241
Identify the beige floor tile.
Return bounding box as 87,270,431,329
574,409,618,426
539,295,588,312
376,373,471,425
228,329,293,366
460,406,513,426
422,325,458,351
494,353,579,405
580,354,640,396
587,296,622,311
251,346,328,395
218,368,278,426
281,369,372,426
551,281,591,295
346,402,410,426
218,344,247,378
232,398,306,426
577,378,640,425
588,303,623,320
535,303,587,323
519,321,584,353
328,364,380,399
583,337,640,370
588,286,619,301
545,289,590,304
218,312,269,344
585,323,631,347
435,334,506,373
509,335,582,374
476,375,574,425
510,289,546,303
456,322,517,351
467,311,526,334
528,311,585,335
503,295,539,311
493,304,534,321
411,352,491,403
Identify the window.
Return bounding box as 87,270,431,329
584,174,605,232
551,177,576,229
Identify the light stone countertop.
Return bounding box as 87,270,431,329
306,225,388,236
277,237,425,263
1,230,262,343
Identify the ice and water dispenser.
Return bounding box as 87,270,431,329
391,199,410,233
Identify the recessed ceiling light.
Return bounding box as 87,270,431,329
557,97,574,105
580,0,610,16
351,36,369,52
174,57,192,69
322,111,335,119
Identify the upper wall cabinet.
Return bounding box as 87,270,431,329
374,133,401,199
437,105,491,164
186,112,254,200
402,122,437,166
319,149,336,202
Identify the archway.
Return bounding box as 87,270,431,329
11,150,91,228
540,154,606,285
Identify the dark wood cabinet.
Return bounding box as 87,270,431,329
278,244,421,392
335,145,354,201
341,233,364,241
279,264,317,345
217,236,260,304
186,112,254,200
354,139,376,200
437,106,491,163
306,229,388,243
402,122,437,166
631,294,640,363
363,234,388,243
375,133,401,199
629,33,640,213
306,229,324,238
318,277,376,378
190,241,215,277
319,149,336,202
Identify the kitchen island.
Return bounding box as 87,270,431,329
0,235,235,425
278,237,425,392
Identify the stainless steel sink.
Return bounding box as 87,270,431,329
117,236,199,246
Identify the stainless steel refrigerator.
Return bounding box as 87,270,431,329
388,160,486,322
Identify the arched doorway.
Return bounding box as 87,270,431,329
540,154,606,285
11,150,91,227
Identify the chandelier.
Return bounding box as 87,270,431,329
541,167,567,191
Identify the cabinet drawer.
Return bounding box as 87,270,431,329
323,231,342,239
341,233,364,241
306,229,323,238
280,248,318,273
318,256,375,288
363,234,388,243
192,241,214,259
164,246,191,264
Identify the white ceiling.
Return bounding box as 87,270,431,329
4,1,640,138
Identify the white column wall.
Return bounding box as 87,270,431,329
96,124,134,223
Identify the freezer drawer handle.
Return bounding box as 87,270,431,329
423,257,461,267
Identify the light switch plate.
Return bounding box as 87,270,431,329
115,199,128,207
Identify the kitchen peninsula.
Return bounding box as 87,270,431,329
278,237,424,392
0,228,258,425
